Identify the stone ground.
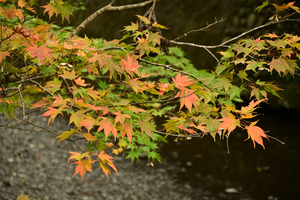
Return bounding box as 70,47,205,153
0,113,254,200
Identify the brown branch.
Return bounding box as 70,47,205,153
70,0,163,37
170,18,300,49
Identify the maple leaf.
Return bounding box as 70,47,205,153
41,106,65,125
121,54,142,77
157,82,171,96
32,97,49,108
68,151,96,180
128,105,147,114
41,3,72,23
218,113,240,137
0,51,11,62
82,132,98,141
123,22,139,32
97,117,118,140
41,3,58,19
55,129,76,144
137,118,153,138
69,110,86,127
177,124,197,134
113,110,131,125
172,72,196,90
26,44,52,63
74,77,89,86
59,69,77,80
72,158,96,180
239,98,266,117
80,116,96,133
269,58,287,75
98,151,118,178
44,78,62,93
175,89,200,112
120,120,134,143
245,120,269,149
18,0,27,8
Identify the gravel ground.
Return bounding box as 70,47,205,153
0,113,253,200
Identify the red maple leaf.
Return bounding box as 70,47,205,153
245,120,269,149
25,44,52,63
172,72,196,90
175,89,200,112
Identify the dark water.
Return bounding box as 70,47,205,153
160,107,300,199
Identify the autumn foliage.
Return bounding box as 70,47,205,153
0,0,299,180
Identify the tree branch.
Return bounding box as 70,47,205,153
170,18,300,49
70,0,163,37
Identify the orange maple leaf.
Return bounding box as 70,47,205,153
172,72,196,90
218,114,240,137
175,89,200,112
68,152,96,180
80,116,95,133
72,158,96,180
32,97,49,108
122,54,142,77
113,110,131,125
98,151,118,178
239,98,266,117
120,120,134,143
82,132,98,141
74,77,89,86
25,44,52,63
97,117,118,140
245,120,269,149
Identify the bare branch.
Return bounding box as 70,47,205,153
71,0,163,37
173,17,226,41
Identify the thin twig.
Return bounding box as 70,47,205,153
266,134,285,145
17,84,26,119
173,17,226,41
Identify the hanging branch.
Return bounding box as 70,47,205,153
70,0,163,37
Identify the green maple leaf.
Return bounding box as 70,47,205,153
56,129,76,144
44,78,62,93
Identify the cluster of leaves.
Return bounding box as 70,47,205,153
0,0,299,180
